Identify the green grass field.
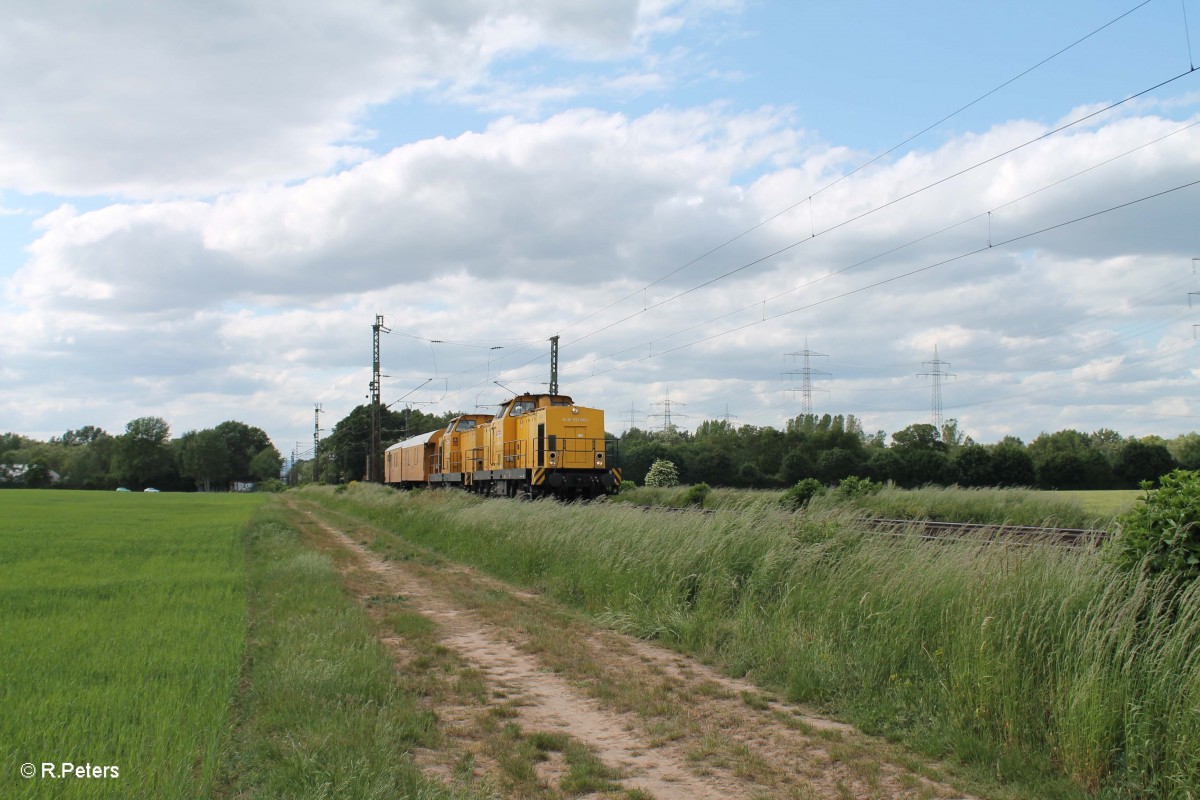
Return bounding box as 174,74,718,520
1,490,471,800
0,490,259,799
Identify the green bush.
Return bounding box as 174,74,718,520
683,482,710,507
644,459,680,488
780,477,825,510
1112,469,1200,584
832,475,881,500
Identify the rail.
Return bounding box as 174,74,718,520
860,518,1109,546
622,504,1109,547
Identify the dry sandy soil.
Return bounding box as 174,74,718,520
288,499,980,800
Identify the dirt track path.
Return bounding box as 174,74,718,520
288,499,978,800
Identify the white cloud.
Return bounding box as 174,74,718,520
0,0,662,198
10,106,803,317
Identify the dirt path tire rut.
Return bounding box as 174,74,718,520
288,499,976,800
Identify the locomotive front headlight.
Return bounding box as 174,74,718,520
548,451,557,464
595,452,604,465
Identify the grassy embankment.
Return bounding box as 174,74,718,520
0,490,466,800
310,483,1200,799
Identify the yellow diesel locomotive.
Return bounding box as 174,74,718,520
384,393,620,500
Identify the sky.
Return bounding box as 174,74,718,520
2,0,1199,460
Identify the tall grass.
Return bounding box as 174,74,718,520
613,484,777,510
0,490,257,800
310,484,1200,798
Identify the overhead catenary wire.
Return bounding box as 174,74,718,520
548,0,1159,341
441,76,1200,408
545,119,1200,386
441,181,1200,402
557,65,1200,355
560,177,1200,387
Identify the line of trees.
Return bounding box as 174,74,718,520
214,400,1196,493
619,414,1200,490
0,418,284,491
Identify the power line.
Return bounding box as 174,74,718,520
452,108,1199,409
944,336,1196,414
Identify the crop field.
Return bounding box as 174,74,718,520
0,490,259,799
0,490,470,800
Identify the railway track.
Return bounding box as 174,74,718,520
861,517,1109,546
624,503,1109,546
